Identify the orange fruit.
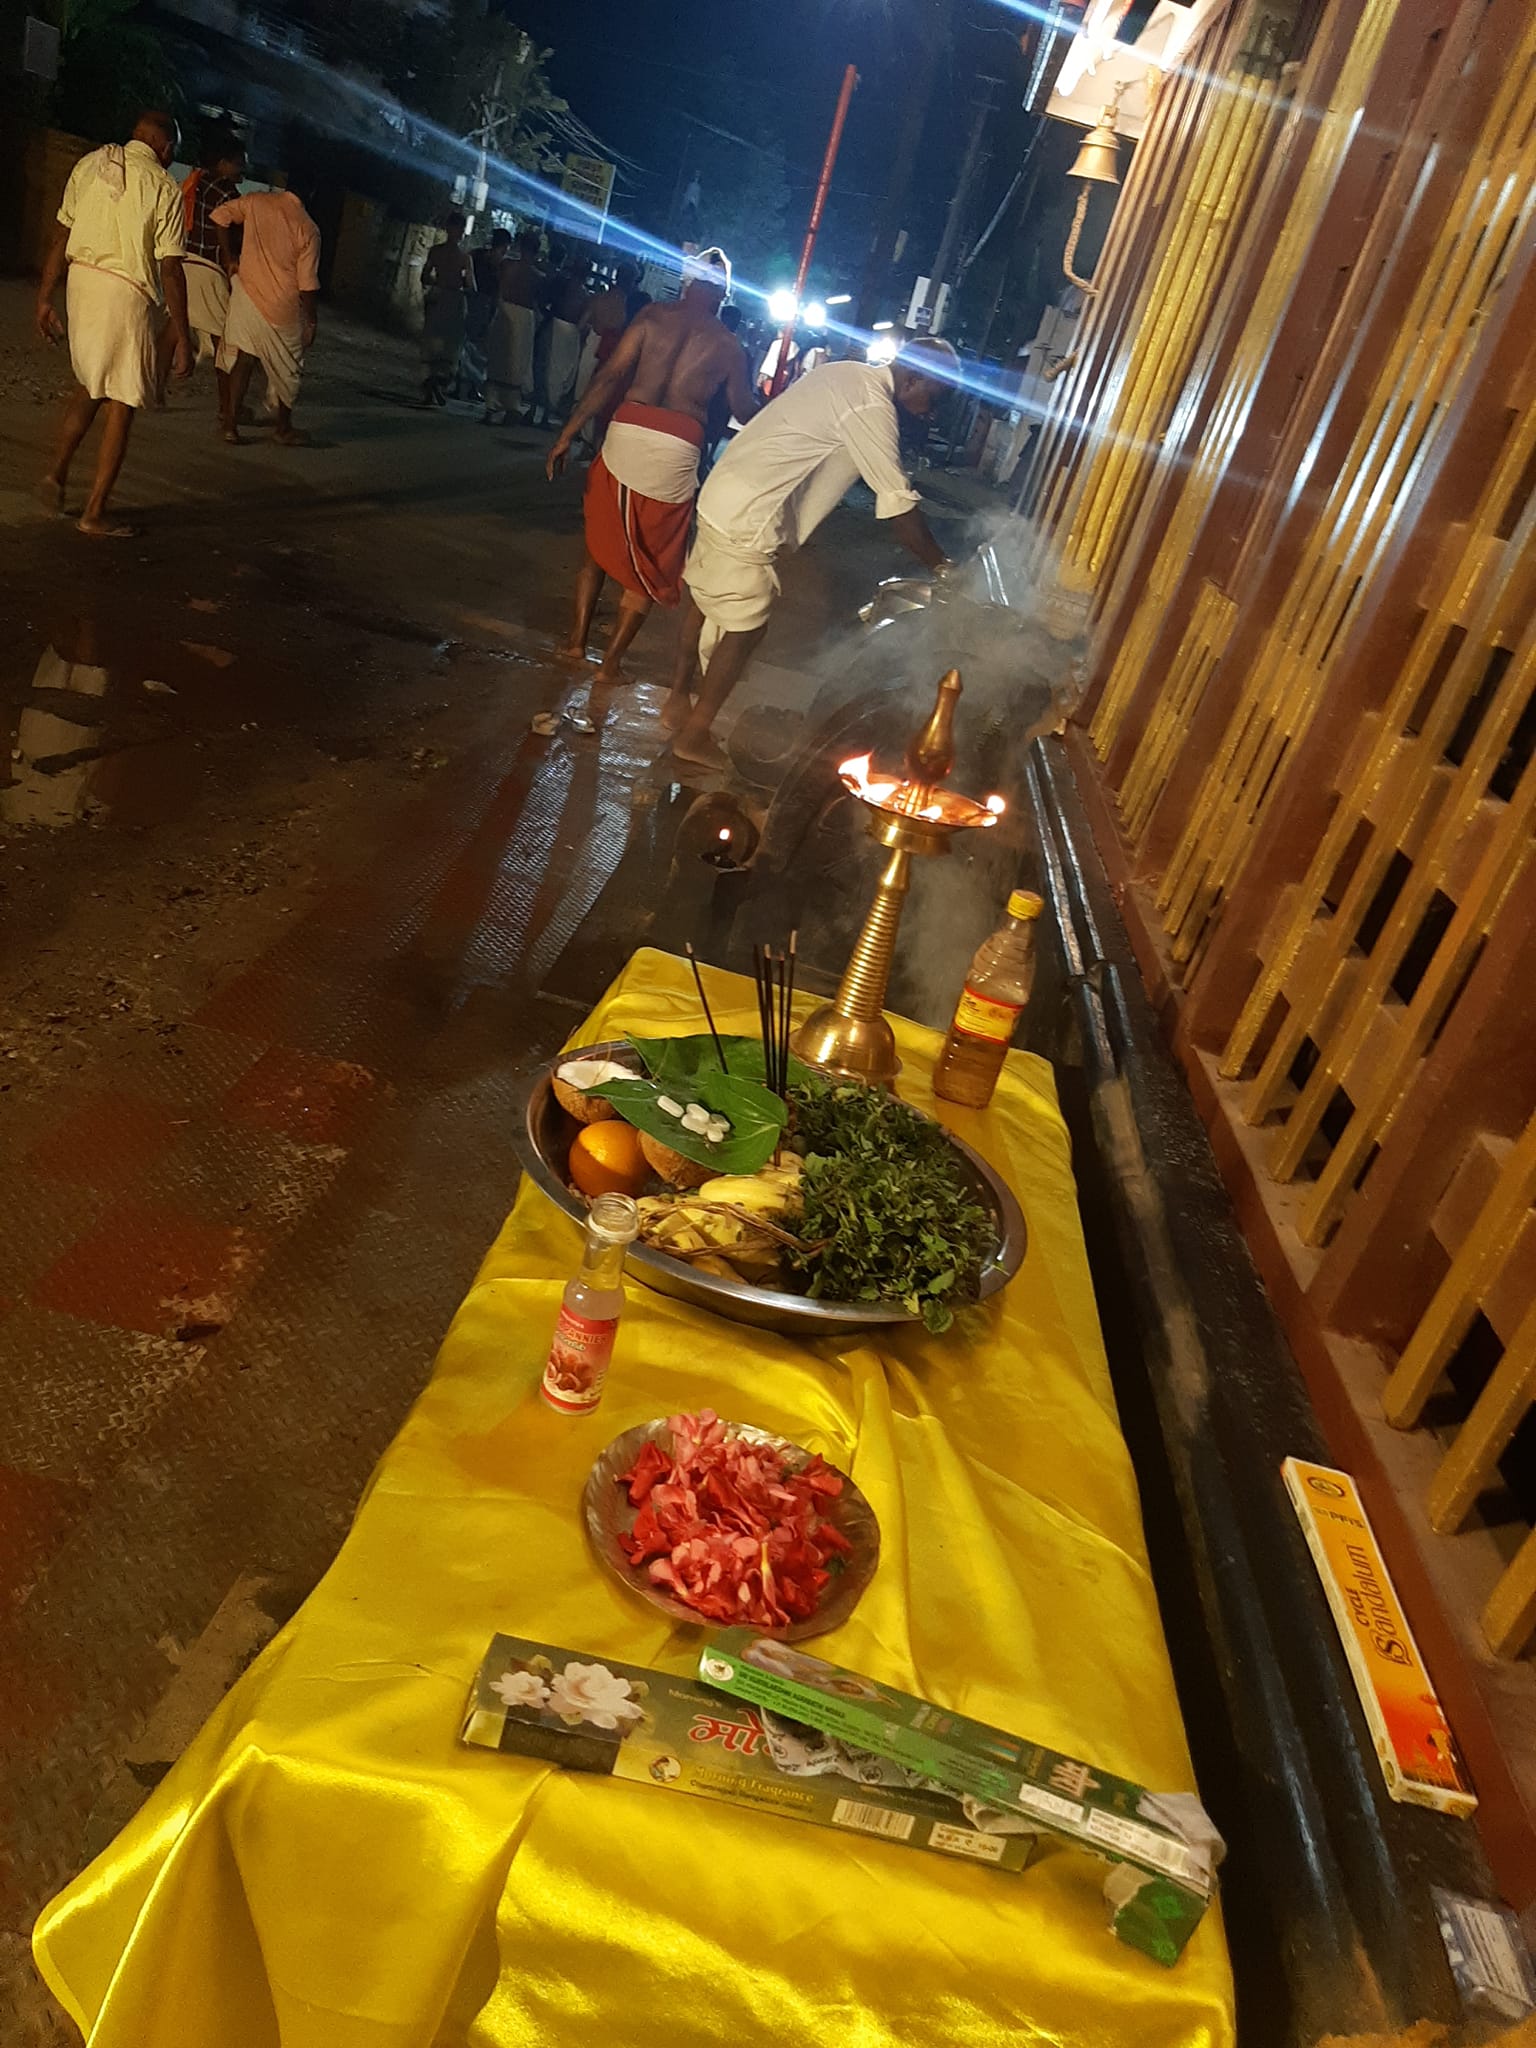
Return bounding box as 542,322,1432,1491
569,1118,649,1198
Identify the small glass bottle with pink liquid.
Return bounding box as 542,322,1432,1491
540,1194,640,1415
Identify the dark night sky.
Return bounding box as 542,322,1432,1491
509,0,1037,297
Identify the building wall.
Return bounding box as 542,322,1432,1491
1027,0,1536,1888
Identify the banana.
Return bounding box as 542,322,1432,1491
635,1163,803,1284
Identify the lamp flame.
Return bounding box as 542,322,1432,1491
839,754,1002,828
839,754,901,806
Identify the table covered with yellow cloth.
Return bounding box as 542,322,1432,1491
34,947,1234,2048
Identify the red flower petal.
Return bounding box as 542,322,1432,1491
618,1414,852,1628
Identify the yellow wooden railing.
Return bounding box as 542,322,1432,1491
1031,0,1536,1658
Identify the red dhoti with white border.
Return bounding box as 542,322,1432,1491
583,401,705,607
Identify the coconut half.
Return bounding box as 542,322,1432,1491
553,1056,632,1125
639,1131,713,1189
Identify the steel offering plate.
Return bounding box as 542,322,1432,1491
519,1039,1027,1337
584,1417,880,1642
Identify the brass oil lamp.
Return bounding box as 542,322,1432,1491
791,669,1005,1086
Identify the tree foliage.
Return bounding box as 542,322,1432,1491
53,0,181,141
315,0,571,180
684,129,792,286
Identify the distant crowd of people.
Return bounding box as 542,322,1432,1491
35,109,963,772
418,218,654,431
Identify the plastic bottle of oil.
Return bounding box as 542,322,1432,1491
933,889,1045,1109
540,1193,639,1415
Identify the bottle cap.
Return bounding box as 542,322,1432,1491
1007,889,1045,922
588,1193,640,1244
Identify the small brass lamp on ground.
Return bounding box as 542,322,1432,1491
791,669,1005,1087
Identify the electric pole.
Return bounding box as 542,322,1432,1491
918,75,1000,332
854,0,949,330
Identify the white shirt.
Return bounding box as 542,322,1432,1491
58,140,184,305
697,361,922,557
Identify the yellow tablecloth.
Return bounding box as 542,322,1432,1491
34,947,1234,2048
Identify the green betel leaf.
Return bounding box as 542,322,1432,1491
588,1067,787,1175
719,1040,816,1089
623,1033,813,1090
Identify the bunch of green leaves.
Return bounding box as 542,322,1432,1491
786,1080,999,1333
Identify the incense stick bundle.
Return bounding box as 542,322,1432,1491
752,933,799,1101
754,945,775,1081
782,931,797,1095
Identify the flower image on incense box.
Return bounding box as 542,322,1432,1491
698,1631,1221,1967
461,1634,1039,1871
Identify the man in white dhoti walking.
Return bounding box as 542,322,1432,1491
211,187,321,446
34,110,192,537
664,337,957,769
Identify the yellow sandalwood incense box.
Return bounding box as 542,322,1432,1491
1282,1458,1476,1816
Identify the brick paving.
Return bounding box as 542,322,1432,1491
0,668,683,2041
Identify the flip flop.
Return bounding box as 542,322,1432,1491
76,519,138,539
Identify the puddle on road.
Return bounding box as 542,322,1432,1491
3,639,206,832
0,614,280,833
0,574,471,833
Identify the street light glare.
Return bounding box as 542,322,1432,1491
805,301,828,327
767,288,800,324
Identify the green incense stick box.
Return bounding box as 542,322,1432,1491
699,1631,1219,1965
463,1634,1039,1872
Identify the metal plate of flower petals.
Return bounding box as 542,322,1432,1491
584,1418,881,1642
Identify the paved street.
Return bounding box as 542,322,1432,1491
0,284,1033,2039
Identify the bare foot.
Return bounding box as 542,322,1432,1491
272,427,311,447
554,641,590,666
77,516,137,539
35,478,66,517
660,693,693,732
591,663,633,687
221,426,245,446
671,727,730,772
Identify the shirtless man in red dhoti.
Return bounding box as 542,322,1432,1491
546,249,757,685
